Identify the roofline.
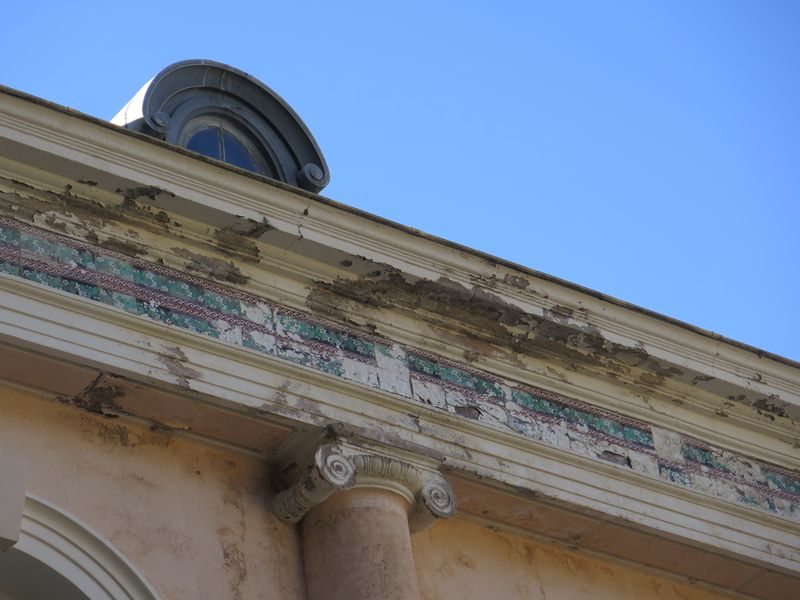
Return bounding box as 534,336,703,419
0,84,796,371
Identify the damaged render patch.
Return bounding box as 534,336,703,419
67,373,127,417
213,217,274,262
158,345,203,387
307,271,692,394
172,247,249,285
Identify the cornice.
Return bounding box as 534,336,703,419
0,97,797,473
0,87,797,410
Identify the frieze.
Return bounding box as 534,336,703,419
0,216,798,521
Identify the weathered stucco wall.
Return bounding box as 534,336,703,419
0,383,741,600
412,519,731,600
0,387,305,600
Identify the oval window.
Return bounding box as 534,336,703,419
186,126,260,173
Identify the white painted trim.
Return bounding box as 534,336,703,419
0,90,797,464
15,495,160,600
0,88,797,414
1,277,798,575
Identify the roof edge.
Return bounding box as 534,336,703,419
0,83,796,371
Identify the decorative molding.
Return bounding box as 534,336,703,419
0,87,797,412
2,83,800,598
271,442,357,523
270,437,456,531
0,454,25,551
0,216,797,521
13,495,160,600
0,277,798,574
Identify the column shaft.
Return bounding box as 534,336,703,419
302,488,421,600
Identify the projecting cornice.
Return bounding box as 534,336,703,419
0,85,796,426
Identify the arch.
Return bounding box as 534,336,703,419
0,496,160,600
112,59,330,193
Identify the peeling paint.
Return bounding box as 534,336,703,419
214,227,261,262
118,185,174,204
172,247,249,284
158,345,203,387
1,215,798,520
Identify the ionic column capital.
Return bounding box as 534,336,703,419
270,437,456,531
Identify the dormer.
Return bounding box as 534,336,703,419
112,59,329,193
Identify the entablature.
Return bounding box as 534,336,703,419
1,86,799,598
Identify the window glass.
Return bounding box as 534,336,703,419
222,130,259,172
186,128,221,160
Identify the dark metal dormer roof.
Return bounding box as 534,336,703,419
111,59,329,193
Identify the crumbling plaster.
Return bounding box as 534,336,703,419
0,170,795,456
0,89,796,436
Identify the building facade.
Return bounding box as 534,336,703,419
0,63,798,599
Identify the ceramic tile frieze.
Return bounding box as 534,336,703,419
0,216,798,520
653,437,800,515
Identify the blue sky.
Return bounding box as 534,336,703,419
3,1,798,360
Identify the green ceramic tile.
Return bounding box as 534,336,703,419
0,260,18,275
0,224,19,247
339,334,375,358
623,425,654,447
537,398,560,417
167,279,204,303
473,377,504,398
167,311,210,334
137,299,171,322
22,267,61,288
96,255,136,281
682,445,725,471
591,416,625,439
57,244,94,269
60,279,102,300
512,389,535,409
135,269,172,293
660,465,693,486
276,342,344,377
439,365,474,389
20,232,56,259
407,354,440,377
98,291,138,314
278,313,372,357
279,313,323,339
204,290,243,317
764,470,800,495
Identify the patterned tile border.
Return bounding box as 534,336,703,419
0,216,798,520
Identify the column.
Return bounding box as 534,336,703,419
271,438,456,600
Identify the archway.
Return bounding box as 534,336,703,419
0,496,159,600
